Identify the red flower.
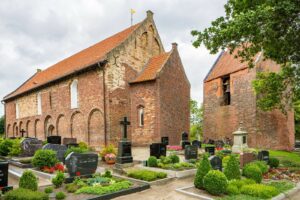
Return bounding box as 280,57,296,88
54,163,65,172
76,171,81,176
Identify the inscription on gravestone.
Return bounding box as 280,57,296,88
20,138,43,157
0,161,8,188
258,150,269,162
65,152,98,177
150,143,166,158
184,145,198,160
42,144,67,163
209,156,222,171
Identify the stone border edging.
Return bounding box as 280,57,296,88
272,182,300,200
113,173,175,186
175,185,214,200
138,165,196,178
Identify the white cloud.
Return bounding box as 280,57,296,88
0,0,226,115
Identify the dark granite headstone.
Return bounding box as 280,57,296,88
161,137,169,146
0,162,8,187
258,150,269,162
150,143,167,158
181,132,188,141
192,140,201,148
116,117,133,164
181,141,191,149
47,136,61,144
184,145,198,160
42,144,67,163
63,138,77,145
209,156,222,171
65,152,98,177
20,138,43,157
240,152,257,168
205,146,215,156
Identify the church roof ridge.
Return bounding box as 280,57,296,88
4,20,143,101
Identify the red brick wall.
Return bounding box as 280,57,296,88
157,47,190,145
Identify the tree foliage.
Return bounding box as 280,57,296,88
192,0,300,112
190,99,203,141
295,100,300,139
0,116,4,135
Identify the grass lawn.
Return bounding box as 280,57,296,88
269,150,300,164
218,194,262,200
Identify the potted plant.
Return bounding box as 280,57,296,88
105,153,116,164
99,144,117,161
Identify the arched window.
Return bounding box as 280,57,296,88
70,80,78,109
16,102,19,119
138,106,144,127
37,92,42,115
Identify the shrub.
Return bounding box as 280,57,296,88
0,139,13,156
194,154,211,189
160,156,172,164
99,144,116,158
203,170,228,195
226,184,240,195
65,183,79,193
127,169,167,181
64,146,88,158
4,188,49,200
251,161,268,174
103,170,112,178
228,179,256,190
268,157,280,168
241,184,279,199
78,142,88,149
19,170,38,191
8,138,22,156
224,155,241,180
44,186,53,194
148,156,158,167
243,164,263,183
32,149,58,169
52,171,65,188
222,156,230,169
55,191,66,200
169,154,180,163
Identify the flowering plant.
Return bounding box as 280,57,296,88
167,145,182,151
54,163,65,172
105,153,116,164
42,166,55,173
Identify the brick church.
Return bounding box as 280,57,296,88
3,11,190,149
203,49,295,150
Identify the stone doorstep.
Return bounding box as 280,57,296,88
113,173,175,186
175,182,300,200
138,165,196,178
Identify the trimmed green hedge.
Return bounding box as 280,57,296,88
203,170,228,195
4,188,48,200
240,184,279,199
127,169,167,181
194,154,211,189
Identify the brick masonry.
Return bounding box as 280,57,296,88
4,12,190,149
203,55,295,150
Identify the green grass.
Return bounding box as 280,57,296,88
217,194,262,200
266,181,295,193
269,150,300,163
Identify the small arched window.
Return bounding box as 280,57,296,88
138,106,144,127
70,80,78,109
37,92,42,115
16,101,19,119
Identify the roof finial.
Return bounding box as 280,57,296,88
146,10,153,19
172,42,178,49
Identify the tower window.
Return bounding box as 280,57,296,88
222,76,231,106
138,107,144,127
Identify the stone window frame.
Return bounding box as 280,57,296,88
138,105,144,127
70,79,79,109
221,76,231,106
37,92,42,115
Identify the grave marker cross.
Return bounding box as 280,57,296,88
20,129,26,137
120,117,130,139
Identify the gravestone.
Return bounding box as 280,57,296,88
192,140,201,148
258,150,269,162
240,152,257,168
0,161,8,188
184,145,198,160
150,143,167,158
65,152,98,177
181,132,188,141
209,156,222,171
181,141,191,149
47,136,61,144
42,143,67,163
63,138,77,145
116,117,133,164
205,146,215,155
161,137,169,146
20,138,43,157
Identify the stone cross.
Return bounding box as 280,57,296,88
20,129,26,138
120,117,130,139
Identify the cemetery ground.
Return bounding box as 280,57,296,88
2,134,300,200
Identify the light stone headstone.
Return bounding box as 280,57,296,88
232,122,248,153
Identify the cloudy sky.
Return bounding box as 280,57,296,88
0,0,227,116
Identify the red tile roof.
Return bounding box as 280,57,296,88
130,52,170,84
205,48,260,82
4,23,141,100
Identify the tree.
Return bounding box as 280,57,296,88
191,0,300,112
295,101,300,139
190,99,203,141
0,116,4,135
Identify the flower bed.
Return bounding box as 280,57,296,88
127,169,167,182
147,155,196,171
